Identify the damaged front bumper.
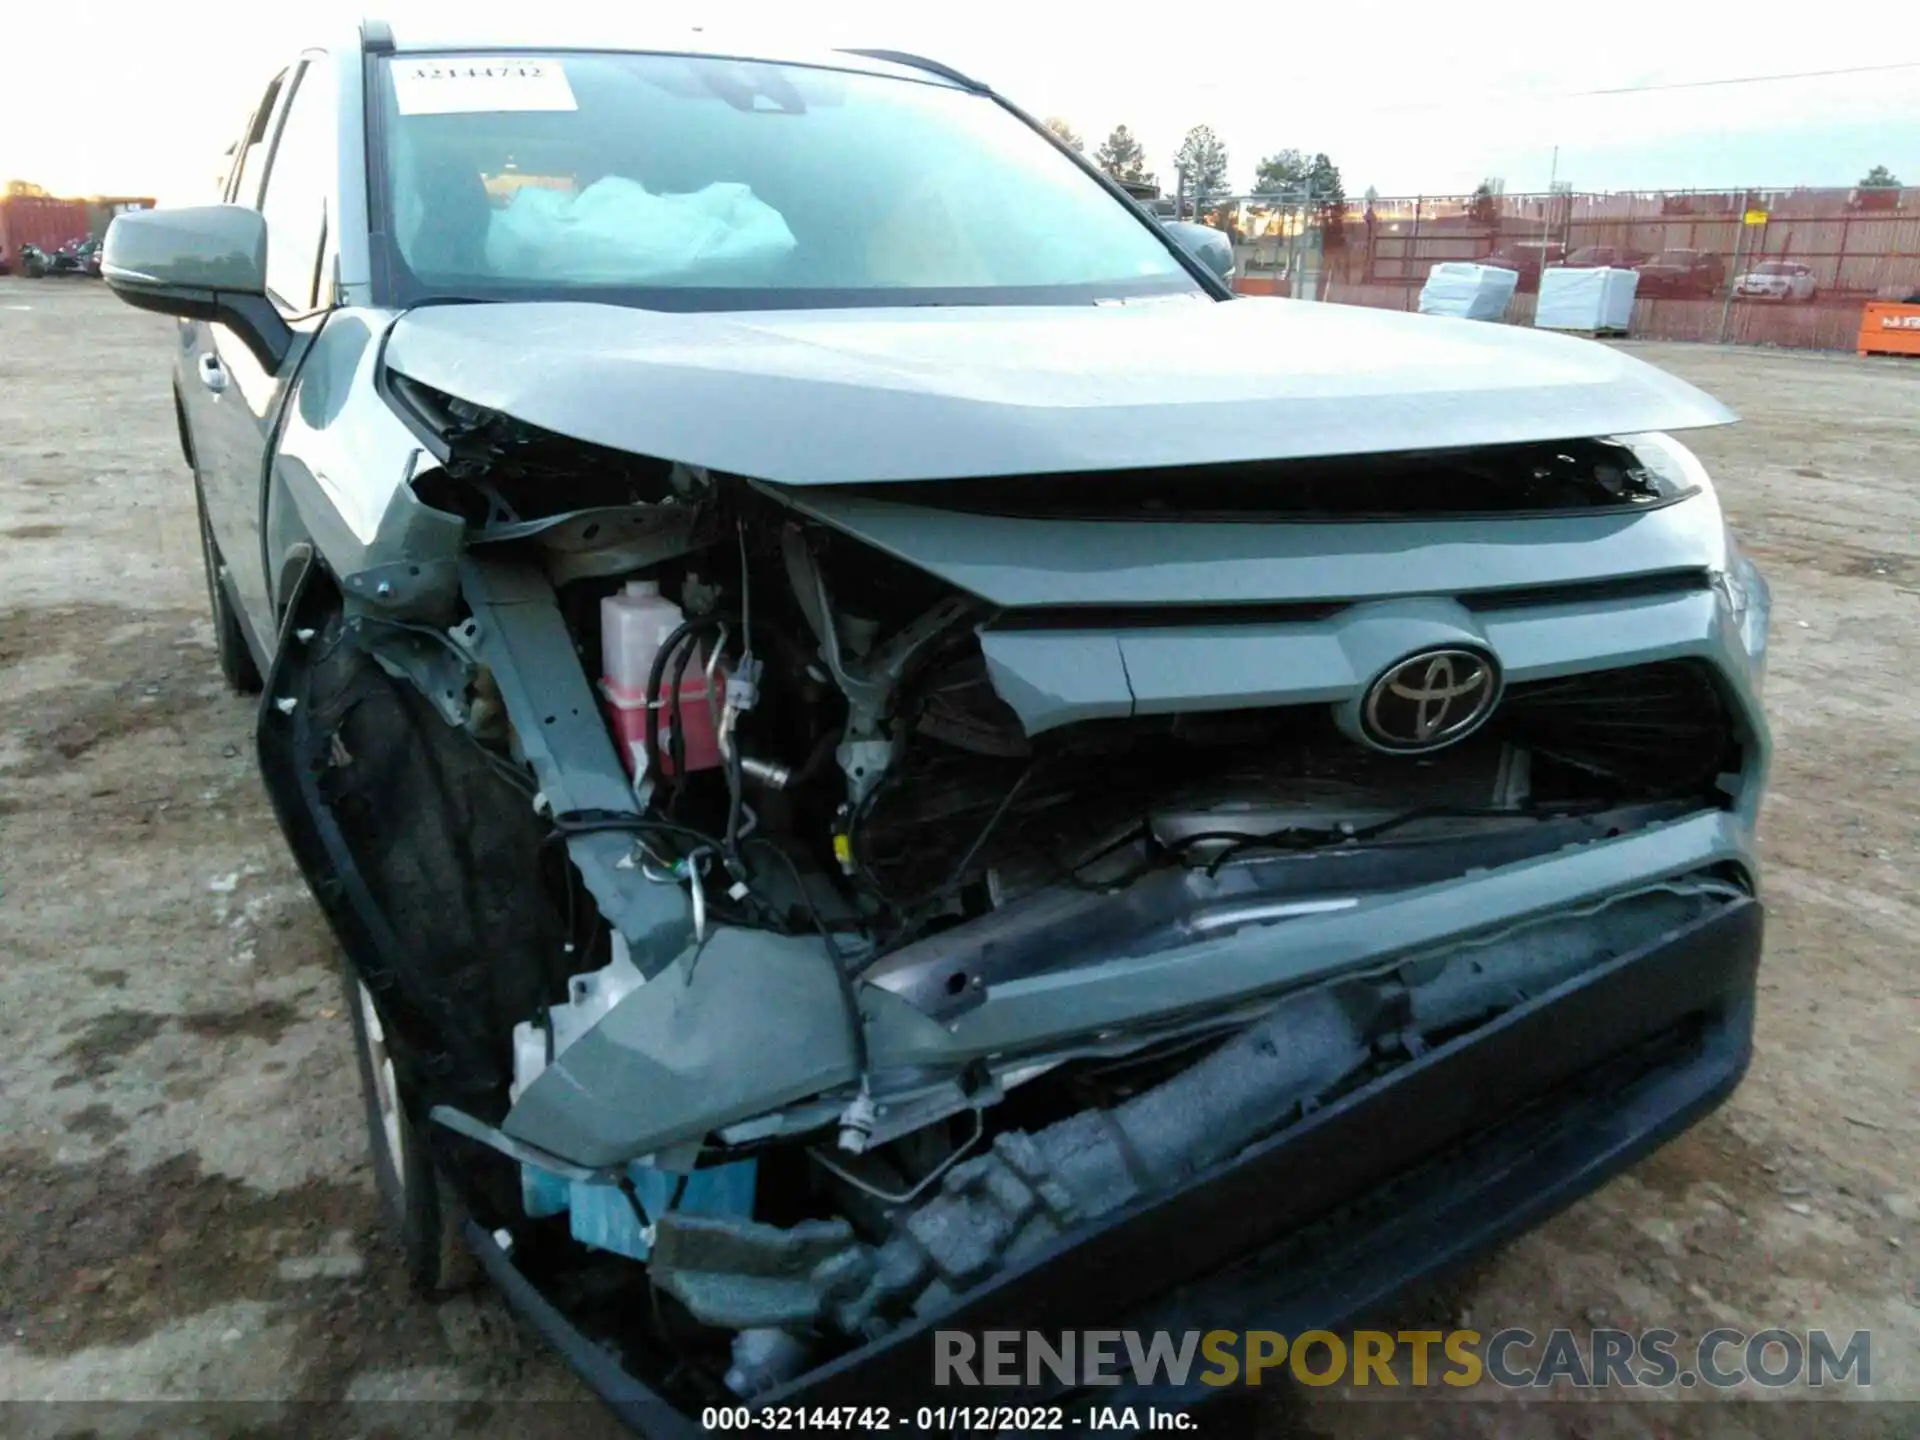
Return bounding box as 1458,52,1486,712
501,807,1757,1168
463,886,1761,1432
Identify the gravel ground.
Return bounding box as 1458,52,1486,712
1,277,1915,1438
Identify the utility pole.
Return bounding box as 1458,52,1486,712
1293,181,1314,299
1408,195,1423,307
1539,144,1559,272
1718,188,1752,344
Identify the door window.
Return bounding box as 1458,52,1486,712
258,62,335,311
226,71,290,208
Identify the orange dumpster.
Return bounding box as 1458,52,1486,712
1857,302,1920,357
1232,274,1289,297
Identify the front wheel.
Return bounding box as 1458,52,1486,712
344,963,480,1297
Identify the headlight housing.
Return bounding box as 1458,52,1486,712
1624,433,1770,691
1714,526,1771,689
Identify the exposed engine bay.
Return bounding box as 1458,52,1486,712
273,393,1750,1404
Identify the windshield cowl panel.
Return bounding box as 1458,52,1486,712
372,51,1203,312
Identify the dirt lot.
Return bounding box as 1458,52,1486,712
1,276,1915,1438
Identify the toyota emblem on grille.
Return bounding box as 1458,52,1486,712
1360,648,1500,752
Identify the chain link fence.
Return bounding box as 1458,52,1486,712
1224,185,1920,350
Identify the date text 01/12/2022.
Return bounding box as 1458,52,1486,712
699,1406,1194,1431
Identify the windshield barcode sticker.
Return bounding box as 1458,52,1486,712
392,58,578,116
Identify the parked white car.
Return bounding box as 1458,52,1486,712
1734,261,1818,302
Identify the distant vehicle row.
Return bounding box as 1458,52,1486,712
3,238,103,279
1472,244,1818,301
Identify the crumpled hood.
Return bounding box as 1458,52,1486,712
384,297,1736,483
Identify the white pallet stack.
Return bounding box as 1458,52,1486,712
1417,262,1520,321
1536,267,1638,335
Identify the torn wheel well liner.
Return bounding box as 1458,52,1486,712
257,555,566,1219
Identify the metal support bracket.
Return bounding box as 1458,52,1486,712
458,556,693,969
780,525,976,804
343,612,476,728
473,502,702,588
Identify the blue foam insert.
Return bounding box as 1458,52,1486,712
520,1157,758,1261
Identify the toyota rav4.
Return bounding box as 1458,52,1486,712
104,20,1771,1431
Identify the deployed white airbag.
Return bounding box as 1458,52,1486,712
486,176,797,284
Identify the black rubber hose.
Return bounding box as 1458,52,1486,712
665,629,711,786
642,618,723,786
723,741,746,866
793,729,839,787
641,625,693,785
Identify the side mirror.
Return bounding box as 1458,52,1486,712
103,206,291,368
1161,220,1235,284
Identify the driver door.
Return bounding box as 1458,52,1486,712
184,56,336,654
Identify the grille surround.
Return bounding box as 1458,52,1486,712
855,654,1740,909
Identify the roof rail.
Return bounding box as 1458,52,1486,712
361,17,394,54
837,48,987,92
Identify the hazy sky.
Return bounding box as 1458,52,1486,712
5,0,1915,203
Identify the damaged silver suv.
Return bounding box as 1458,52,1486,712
105,20,1771,1430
